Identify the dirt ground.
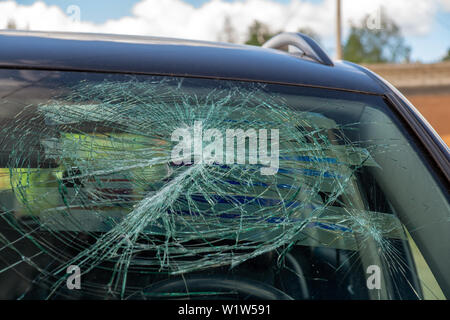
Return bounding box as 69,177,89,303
406,94,450,146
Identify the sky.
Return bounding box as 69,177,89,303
1,0,450,63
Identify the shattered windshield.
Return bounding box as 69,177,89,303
0,70,448,300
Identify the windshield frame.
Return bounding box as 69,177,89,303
0,67,448,299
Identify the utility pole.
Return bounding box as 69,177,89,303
336,0,342,60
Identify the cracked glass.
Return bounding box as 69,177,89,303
0,70,448,300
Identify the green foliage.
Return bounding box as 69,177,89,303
219,16,237,43
297,27,321,44
245,20,276,46
7,19,17,30
343,13,411,63
443,48,450,62
244,21,322,48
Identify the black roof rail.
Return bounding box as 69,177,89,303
263,32,334,67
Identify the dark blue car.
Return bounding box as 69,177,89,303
0,30,448,300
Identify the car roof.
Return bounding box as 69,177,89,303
0,30,385,94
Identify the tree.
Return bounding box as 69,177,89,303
343,11,411,63
7,19,17,30
443,48,450,62
218,16,237,43
298,27,321,44
245,20,276,46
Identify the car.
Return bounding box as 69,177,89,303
0,30,448,300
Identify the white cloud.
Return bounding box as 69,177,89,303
440,0,450,11
343,0,438,36
0,0,441,43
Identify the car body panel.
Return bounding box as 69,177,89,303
0,30,385,94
